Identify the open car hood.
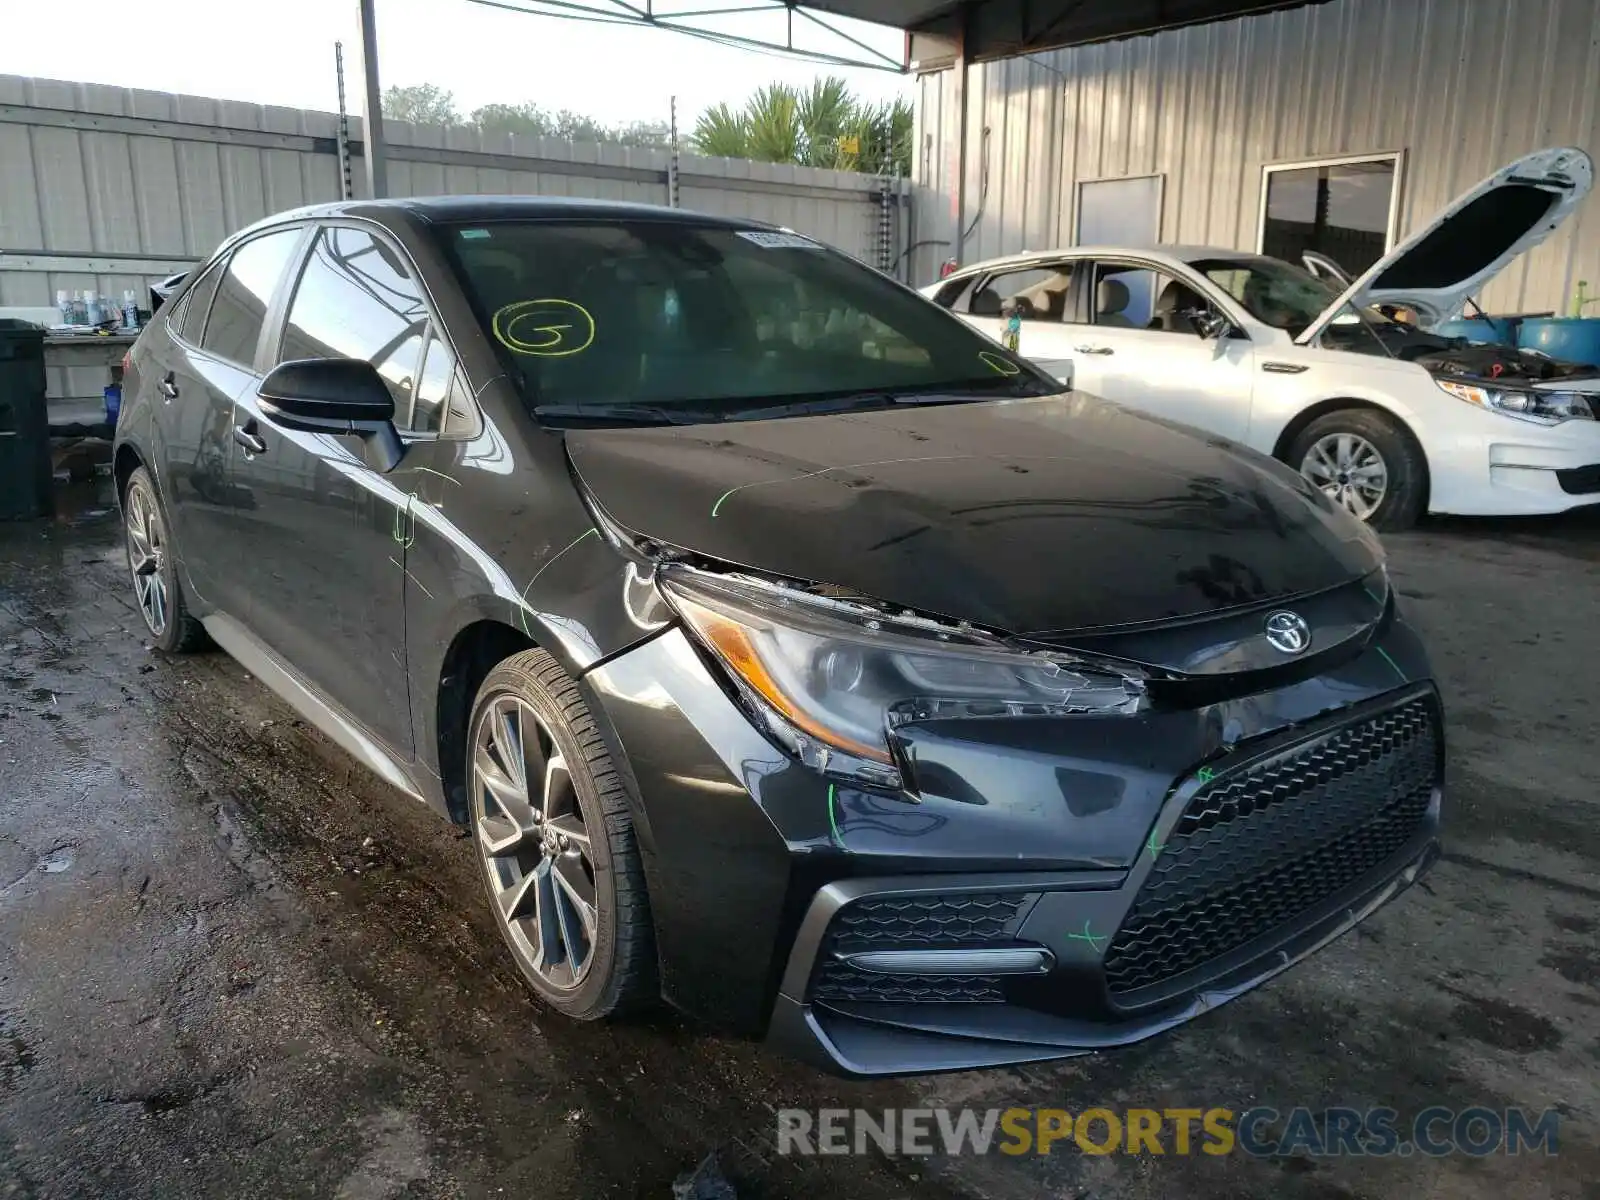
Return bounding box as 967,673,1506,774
1296,146,1594,344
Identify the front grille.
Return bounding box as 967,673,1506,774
1104,695,1439,999
810,893,1027,1005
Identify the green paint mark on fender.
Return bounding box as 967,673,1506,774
1064,920,1106,952
1145,828,1164,862
827,782,842,846
1375,645,1407,684
1197,765,1216,784
515,527,600,636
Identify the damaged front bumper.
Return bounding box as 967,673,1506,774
584,606,1443,1076
767,686,1442,1077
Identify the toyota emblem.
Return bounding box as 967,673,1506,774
1264,610,1311,654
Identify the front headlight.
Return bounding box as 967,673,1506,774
1435,378,1595,424
658,566,1147,789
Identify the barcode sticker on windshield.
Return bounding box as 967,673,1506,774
737,230,821,249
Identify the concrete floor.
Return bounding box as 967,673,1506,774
1,486,1596,1199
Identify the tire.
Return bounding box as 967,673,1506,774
122,466,209,653
467,648,655,1020
1287,408,1427,531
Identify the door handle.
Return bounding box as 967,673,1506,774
1074,344,1114,355
233,423,267,455
159,371,179,400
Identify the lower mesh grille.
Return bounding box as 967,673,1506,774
811,964,1005,1004
810,893,1028,1005
1104,694,1439,999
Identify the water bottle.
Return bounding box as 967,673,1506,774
57,290,71,326
85,290,101,326
71,291,86,325
122,291,139,330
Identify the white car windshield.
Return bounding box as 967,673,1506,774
1192,256,1352,336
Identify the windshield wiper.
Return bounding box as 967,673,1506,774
532,403,722,427
720,379,1050,422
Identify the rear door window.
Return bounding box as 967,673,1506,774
175,261,224,344
972,264,1074,321
200,229,303,367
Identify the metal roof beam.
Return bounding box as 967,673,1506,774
462,0,910,71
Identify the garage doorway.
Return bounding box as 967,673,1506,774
1077,175,1164,326
1076,175,1164,246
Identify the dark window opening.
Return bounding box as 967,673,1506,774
1262,159,1396,277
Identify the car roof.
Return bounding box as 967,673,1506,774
947,244,1273,277
226,195,775,243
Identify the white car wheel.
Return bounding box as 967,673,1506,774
1300,432,1389,522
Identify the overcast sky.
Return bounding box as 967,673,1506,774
0,0,911,128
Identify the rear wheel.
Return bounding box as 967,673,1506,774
1288,408,1427,530
467,649,655,1019
123,467,208,653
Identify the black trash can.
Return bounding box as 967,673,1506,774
0,319,52,520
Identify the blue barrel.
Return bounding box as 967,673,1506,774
104,383,121,427
1515,318,1600,368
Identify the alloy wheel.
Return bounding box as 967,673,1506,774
1301,432,1389,521
125,483,170,636
472,694,599,990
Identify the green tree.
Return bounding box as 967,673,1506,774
470,102,670,149
691,102,749,158
614,120,672,150
469,101,550,138
797,76,856,169
381,83,460,126
742,84,803,164
689,77,912,175
847,98,914,177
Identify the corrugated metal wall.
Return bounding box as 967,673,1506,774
911,0,1600,314
0,72,907,313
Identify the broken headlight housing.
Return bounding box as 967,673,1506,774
658,565,1147,789
1435,378,1595,424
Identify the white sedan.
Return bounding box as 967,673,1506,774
924,147,1600,529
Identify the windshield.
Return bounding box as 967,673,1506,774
438,220,1055,423
1190,255,1348,335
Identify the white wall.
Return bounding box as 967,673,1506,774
911,0,1600,314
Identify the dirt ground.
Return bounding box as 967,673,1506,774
1,482,1596,1200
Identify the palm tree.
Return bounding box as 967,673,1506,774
742,84,803,164
798,76,856,169
689,77,912,176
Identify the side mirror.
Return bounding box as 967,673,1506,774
258,357,403,472
1185,309,1231,340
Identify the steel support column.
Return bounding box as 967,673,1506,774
950,5,971,265
358,0,389,199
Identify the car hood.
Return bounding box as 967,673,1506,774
564,395,1383,635
1297,146,1594,343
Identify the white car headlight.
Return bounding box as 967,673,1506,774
657,566,1147,789
1435,378,1595,424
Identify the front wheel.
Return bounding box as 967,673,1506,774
1288,409,1427,530
467,649,655,1020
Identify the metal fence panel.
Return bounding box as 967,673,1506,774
0,72,908,312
